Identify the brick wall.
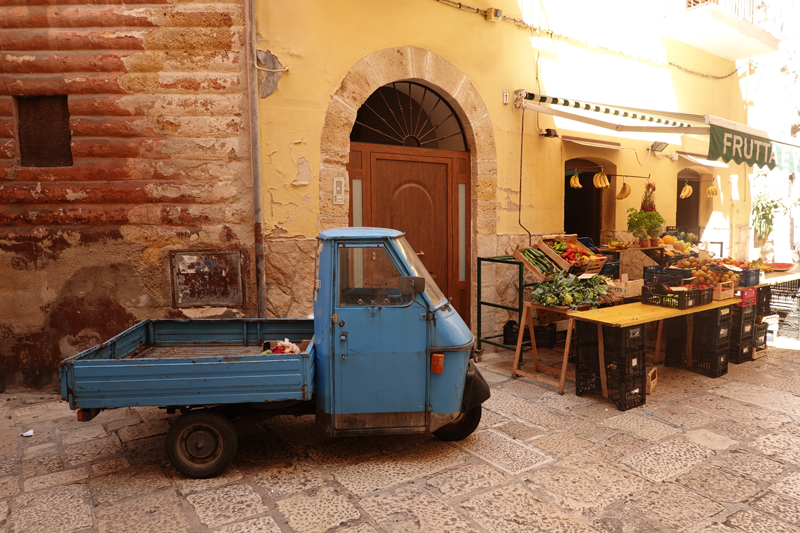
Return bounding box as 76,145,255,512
0,0,255,389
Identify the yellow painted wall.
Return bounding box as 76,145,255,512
256,0,748,251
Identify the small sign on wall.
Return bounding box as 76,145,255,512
333,176,345,205
171,251,243,307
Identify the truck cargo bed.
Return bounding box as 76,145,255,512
59,319,315,410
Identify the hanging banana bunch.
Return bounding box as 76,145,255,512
569,171,583,189
679,181,693,199
593,170,609,188
615,178,631,200
706,183,719,197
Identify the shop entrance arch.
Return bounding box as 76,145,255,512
347,82,471,324
564,158,603,245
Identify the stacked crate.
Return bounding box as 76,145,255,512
574,321,647,411
730,303,755,364
691,306,732,377
663,306,733,378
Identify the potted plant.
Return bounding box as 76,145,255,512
626,208,650,247
644,211,665,247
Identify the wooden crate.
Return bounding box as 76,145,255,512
609,279,644,298
537,235,606,275
712,281,735,301
512,247,553,282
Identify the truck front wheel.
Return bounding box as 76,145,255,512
433,405,482,441
166,410,237,478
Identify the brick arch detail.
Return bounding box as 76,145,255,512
318,46,498,329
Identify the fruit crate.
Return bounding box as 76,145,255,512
606,370,647,411
512,247,555,282
577,237,620,278
643,265,694,286
756,286,771,317
736,268,760,287
641,284,712,310
576,368,602,397
712,281,735,301
729,337,754,364
754,322,768,351
735,287,757,307
693,313,732,349
575,322,646,353
690,344,729,378
536,235,606,276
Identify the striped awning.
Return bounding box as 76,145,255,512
517,90,800,172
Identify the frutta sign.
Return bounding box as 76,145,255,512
709,125,800,173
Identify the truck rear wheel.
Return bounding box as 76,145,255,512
166,410,237,478
433,405,482,441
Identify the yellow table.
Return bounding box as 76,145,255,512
512,298,742,396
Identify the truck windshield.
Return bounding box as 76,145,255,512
394,236,447,308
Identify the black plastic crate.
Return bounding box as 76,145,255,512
575,368,602,396
606,371,647,411
689,344,729,378
754,322,768,351
575,322,646,353
729,337,754,364
695,305,733,326
772,279,800,295
693,313,732,349
502,321,557,349
641,284,712,310
643,265,693,286
756,286,771,317
737,268,760,287
731,305,756,341
576,344,646,378
664,316,688,367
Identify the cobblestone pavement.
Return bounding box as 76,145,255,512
2,343,800,533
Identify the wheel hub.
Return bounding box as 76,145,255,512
186,430,216,459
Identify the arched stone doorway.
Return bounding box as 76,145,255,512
319,47,497,330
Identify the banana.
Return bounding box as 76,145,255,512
593,172,602,188
706,184,718,197
616,182,631,199
576,176,582,188
570,174,578,189
680,183,693,199
602,172,610,187
687,184,693,197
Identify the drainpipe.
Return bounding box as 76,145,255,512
244,0,267,317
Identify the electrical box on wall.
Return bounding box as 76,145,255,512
333,176,345,205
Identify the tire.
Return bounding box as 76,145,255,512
433,405,482,441
166,410,238,479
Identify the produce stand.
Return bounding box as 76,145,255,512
476,255,540,356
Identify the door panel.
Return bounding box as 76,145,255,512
373,157,448,287
333,243,427,427
348,143,471,327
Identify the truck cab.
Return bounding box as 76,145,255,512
313,228,488,439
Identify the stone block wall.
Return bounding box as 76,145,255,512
0,0,254,389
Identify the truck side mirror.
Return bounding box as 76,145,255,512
399,276,425,294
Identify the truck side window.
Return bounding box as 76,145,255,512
338,245,413,307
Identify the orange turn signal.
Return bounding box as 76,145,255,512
431,353,444,373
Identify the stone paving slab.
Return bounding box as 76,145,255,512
2,344,800,532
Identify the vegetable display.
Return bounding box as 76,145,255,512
519,247,558,276
543,239,604,268
531,271,610,310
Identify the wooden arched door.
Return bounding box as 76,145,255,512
347,83,471,325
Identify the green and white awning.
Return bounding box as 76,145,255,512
517,91,800,172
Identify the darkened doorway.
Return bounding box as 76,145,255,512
676,168,701,227
564,158,602,245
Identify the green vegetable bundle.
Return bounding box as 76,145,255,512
519,247,558,276
530,271,609,310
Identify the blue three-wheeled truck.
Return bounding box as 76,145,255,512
59,228,490,478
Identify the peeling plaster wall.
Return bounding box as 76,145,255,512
0,0,254,389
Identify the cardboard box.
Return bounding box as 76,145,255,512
645,367,657,394
609,276,644,298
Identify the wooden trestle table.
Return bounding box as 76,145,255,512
512,298,743,397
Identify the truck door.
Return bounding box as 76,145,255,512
333,241,427,430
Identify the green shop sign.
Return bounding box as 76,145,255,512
709,125,800,172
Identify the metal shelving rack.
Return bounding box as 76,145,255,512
476,255,539,354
